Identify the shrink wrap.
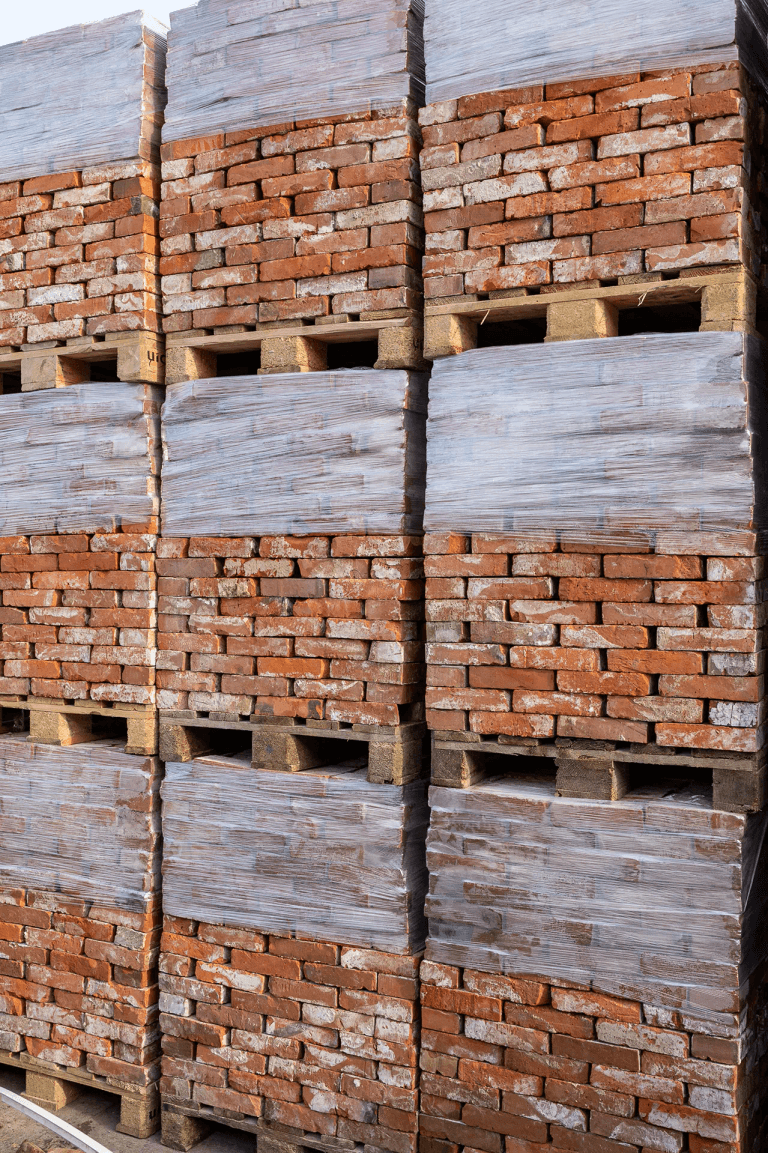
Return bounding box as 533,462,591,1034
0,12,166,181
164,0,424,142
162,757,428,953
426,778,768,1022
0,736,160,910
424,332,766,540
0,383,161,536
424,0,768,104
161,370,427,536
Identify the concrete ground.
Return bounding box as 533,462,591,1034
0,1066,256,1153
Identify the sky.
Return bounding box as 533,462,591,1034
0,2,177,45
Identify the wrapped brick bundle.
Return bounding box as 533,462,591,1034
158,370,427,725
0,13,166,345
420,2,768,295
158,755,425,1148
424,333,768,758
0,383,160,708
423,0,768,105
160,371,427,537
0,735,162,1135
161,0,425,334
162,758,427,952
421,778,768,1152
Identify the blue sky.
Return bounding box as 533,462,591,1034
0,3,177,45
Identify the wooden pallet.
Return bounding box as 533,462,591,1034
165,308,426,383
424,266,761,358
162,1099,367,1153
431,731,766,813
159,712,426,785
0,1048,159,1139
0,330,165,392
0,696,157,756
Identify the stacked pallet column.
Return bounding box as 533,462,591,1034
417,2,768,1150
157,1,428,1148
0,12,167,1137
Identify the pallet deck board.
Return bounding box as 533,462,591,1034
431,732,766,811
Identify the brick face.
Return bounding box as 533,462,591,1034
160,101,424,329
424,532,765,750
419,64,768,295
157,535,424,724
0,524,159,705
0,164,161,345
159,919,420,1152
0,887,160,1086
418,963,765,1153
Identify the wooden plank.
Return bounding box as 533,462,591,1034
168,316,409,354
424,268,746,321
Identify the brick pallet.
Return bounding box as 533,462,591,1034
160,101,425,370
0,734,162,1138
160,0,425,378
0,16,165,354
421,776,768,1153
159,751,427,1150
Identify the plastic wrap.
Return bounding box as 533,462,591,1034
0,735,160,910
0,383,160,536
162,757,428,953
426,778,768,1022
161,371,427,536
423,0,768,105
164,0,424,142
0,12,166,182
425,331,765,538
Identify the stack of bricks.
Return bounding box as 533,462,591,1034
157,534,424,726
424,530,766,754
419,962,766,1153
159,101,423,334
159,920,419,1152
0,16,164,350
0,735,162,1135
419,63,767,297
0,527,159,710
0,889,161,1093
0,159,162,349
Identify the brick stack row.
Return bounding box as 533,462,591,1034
0,13,167,1138
416,3,768,1152
155,2,429,1149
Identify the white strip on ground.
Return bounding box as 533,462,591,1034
0,1086,115,1153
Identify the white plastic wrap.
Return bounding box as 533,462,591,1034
426,778,768,1022
425,332,766,537
162,757,428,953
161,371,427,536
0,735,160,910
0,12,167,182
0,383,160,536
164,0,424,142
424,0,768,105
